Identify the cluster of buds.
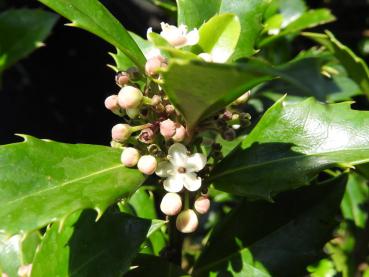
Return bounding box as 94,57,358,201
104,22,254,234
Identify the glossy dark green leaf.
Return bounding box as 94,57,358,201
0,232,40,277
194,175,347,276
0,9,58,74
178,0,269,60
125,254,188,276
259,56,361,102
304,31,369,99
219,0,269,60
31,210,151,277
260,9,335,47
341,173,369,228
38,0,146,70
197,13,240,63
161,59,275,129
126,188,167,255
0,135,145,235
177,0,221,30
210,98,369,199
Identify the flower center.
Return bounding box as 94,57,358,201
177,167,186,173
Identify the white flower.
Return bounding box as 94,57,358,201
148,23,199,48
155,143,207,192
198,51,229,63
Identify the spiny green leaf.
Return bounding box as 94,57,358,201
303,31,369,99
341,173,369,229
37,0,146,70
0,9,58,74
161,59,275,129
0,232,40,277
31,210,151,277
178,0,269,60
0,136,145,235
210,98,369,199
194,175,347,276
197,13,241,63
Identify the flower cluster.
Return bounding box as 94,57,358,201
105,22,251,233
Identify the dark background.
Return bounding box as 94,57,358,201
1,0,368,145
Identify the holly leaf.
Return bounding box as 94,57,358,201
194,174,347,276
210,98,369,199
0,136,145,235
0,232,40,277
37,0,146,70
161,59,275,129
341,173,369,229
0,9,58,74
178,0,269,60
303,31,369,99
31,210,152,277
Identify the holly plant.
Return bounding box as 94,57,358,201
1,0,369,276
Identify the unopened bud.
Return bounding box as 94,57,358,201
139,128,155,144
194,196,210,214
172,124,186,142
126,108,139,119
221,128,236,141
111,124,132,142
176,209,198,233
165,104,175,114
118,86,143,109
151,95,162,106
104,95,123,116
137,155,157,175
160,119,176,139
234,91,251,105
121,147,140,167
160,192,182,216
145,56,167,76
115,71,130,87
17,264,32,277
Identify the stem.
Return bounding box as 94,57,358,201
131,123,152,132
168,216,183,266
184,191,190,210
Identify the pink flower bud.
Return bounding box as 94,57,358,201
115,71,130,87
194,196,210,214
165,104,175,114
104,95,119,110
160,192,182,216
118,86,143,109
137,155,157,175
138,128,155,144
145,56,167,76
160,119,176,139
121,147,140,167
111,124,132,142
176,209,198,233
172,124,186,142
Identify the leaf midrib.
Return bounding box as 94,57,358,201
210,147,369,180
2,164,124,208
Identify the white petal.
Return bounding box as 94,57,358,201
155,161,175,177
186,153,207,172
177,24,188,36
183,173,202,191
185,29,199,46
163,175,183,192
211,48,230,63
168,143,188,167
146,27,153,40
146,48,161,59
198,53,213,62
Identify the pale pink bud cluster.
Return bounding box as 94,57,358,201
137,155,157,175
121,147,140,167
159,119,186,142
160,192,182,216
111,124,132,142
145,56,167,76
121,147,157,175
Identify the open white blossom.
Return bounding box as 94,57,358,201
198,50,230,63
155,143,207,192
148,22,199,48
